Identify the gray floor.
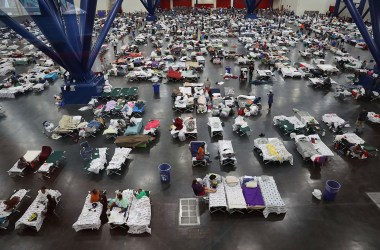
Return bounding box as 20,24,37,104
1,24,380,250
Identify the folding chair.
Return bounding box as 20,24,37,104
38,146,52,163
189,141,208,167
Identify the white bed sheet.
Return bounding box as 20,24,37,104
126,196,151,234
335,133,365,145
254,138,294,165
15,190,61,232
223,178,246,211
106,148,132,175
322,113,346,127
218,140,237,165
87,148,108,174
204,176,227,210
258,176,287,218
72,194,102,232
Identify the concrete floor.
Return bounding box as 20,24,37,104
1,23,380,250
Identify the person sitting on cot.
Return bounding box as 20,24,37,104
192,179,216,196
109,193,129,213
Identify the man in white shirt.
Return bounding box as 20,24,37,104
38,186,51,203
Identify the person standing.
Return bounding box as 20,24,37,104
248,63,255,80
267,91,274,110
355,108,368,134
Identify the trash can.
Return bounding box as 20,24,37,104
323,180,341,201
158,163,171,183
153,83,160,95
225,66,231,74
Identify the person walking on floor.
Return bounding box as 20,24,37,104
355,108,368,135
267,91,274,110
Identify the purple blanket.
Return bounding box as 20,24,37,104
241,184,265,207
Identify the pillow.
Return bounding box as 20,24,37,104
225,176,239,187
245,180,257,188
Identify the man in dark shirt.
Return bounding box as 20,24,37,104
355,108,368,134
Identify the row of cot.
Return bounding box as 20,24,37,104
73,189,151,234
0,188,151,235
0,189,61,231
199,174,287,218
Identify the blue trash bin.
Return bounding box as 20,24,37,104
323,180,341,201
225,66,231,74
158,163,171,183
153,83,160,94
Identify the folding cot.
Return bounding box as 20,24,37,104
203,174,227,213
208,117,223,137
124,118,143,136
114,135,152,148
52,115,83,137
334,133,378,158
367,112,380,124
103,119,121,140
0,189,31,229
15,190,61,232
132,101,145,117
126,193,151,234
240,176,266,213
106,148,132,175
8,150,41,177
124,87,138,101
253,138,294,165
232,116,251,136
223,176,247,214
273,115,305,135
143,120,160,136
86,148,108,174
257,176,287,218
218,140,237,166
294,134,334,161
322,113,349,133
189,141,208,167
181,115,197,139
107,189,134,229
101,88,121,100
36,151,66,178
72,194,103,232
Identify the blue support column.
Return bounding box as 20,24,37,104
245,0,257,19
140,0,160,21
87,0,123,70
333,0,341,17
343,0,380,68
357,0,366,15
0,0,124,104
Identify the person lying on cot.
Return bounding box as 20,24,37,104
192,179,216,196
109,193,129,213
134,189,148,199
